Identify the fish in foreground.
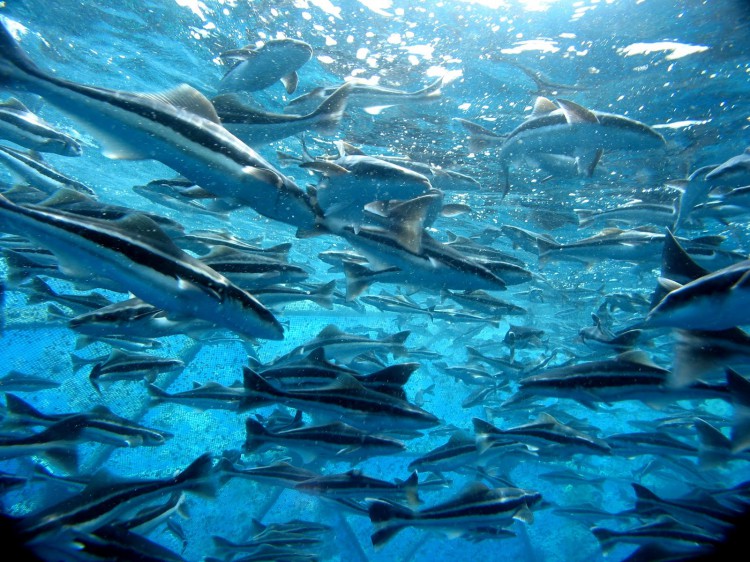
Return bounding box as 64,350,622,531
0,22,317,230
13,453,216,544
0,96,81,155
368,482,542,548
0,194,284,340
645,258,750,332
217,37,313,94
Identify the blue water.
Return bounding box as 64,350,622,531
1,0,750,560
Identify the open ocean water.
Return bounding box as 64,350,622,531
1,0,750,560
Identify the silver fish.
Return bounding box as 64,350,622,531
217,38,313,94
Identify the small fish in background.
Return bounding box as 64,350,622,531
0,144,94,195
0,97,81,156
87,349,184,393
578,312,642,352
285,76,443,114
3,393,174,447
0,369,60,391
458,96,665,196
212,81,351,147
244,417,406,464
217,37,313,94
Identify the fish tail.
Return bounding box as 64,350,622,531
5,392,45,419
43,446,79,474
590,527,618,554
309,82,351,136
175,453,217,498
243,417,269,452
368,499,413,548
342,261,374,301
0,21,41,88
371,525,407,549
88,363,104,394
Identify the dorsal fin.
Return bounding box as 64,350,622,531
556,99,599,124
0,97,31,113
114,214,187,258
37,188,92,208
616,350,663,369
138,84,221,124
199,245,248,261
531,96,558,117
211,93,252,115
317,324,346,338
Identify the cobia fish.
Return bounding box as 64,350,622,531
0,194,284,340
217,38,313,94
0,96,81,155
460,96,665,196
0,22,317,230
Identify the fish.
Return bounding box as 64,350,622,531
295,470,420,505
0,369,60,391
606,431,699,458
460,97,665,196
473,414,612,457
3,393,173,447
0,414,86,473
0,194,284,340
252,280,337,311
7,186,185,238
88,349,184,393
286,77,442,114
0,144,94,195
440,289,527,317
255,349,419,400
630,483,742,533
0,96,81,155
407,430,482,475
510,350,735,408
645,258,750,332
0,22,318,230
241,367,440,433
217,38,313,94
368,481,542,548
704,146,750,185
337,226,511,299
66,297,216,341
147,380,251,412
574,202,677,229
216,458,320,488
244,417,406,463
197,245,310,290
538,227,670,266
578,312,642,352
273,324,410,365
22,276,114,314
592,519,722,555
303,154,435,224
212,82,350,147
14,453,216,541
